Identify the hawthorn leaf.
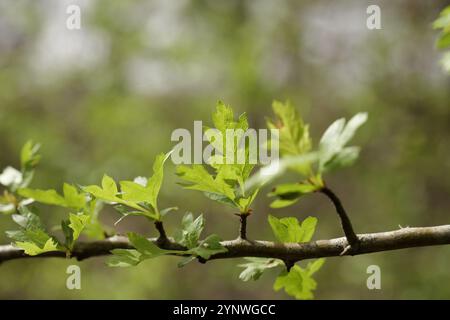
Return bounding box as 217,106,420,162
15,238,58,256
269,198,300,209
107,249,142,267
319,113,367,173
268,215,317,243
68,213,90,241
187,234,227,260
120,181,151,202
273,259,325,300
269,183,319,208
177,165,236,202
18,188,65,206
267,100,311,156
146,152,172,212
19,183,86,210
20,140,41,170
175,212,205,249
62,184,86,209
238,258,284,281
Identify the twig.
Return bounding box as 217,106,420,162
319,187,360,253
1,224,449,263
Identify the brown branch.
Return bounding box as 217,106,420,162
154,220,168,245
319,186,360,252
1,224,449,264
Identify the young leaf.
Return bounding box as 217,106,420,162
177,102,259,213
20,140,41,170
177,165,236,202
7,206,60,256
18,183,86,211
238,258,283,281
146,152,172,214
107,232,183,267
268,215,317,243
68,213,90,241
269,183,319,208
274,265,315,300
107,249,142,267
174,212,205,249
187,234,227,260
19,141,41,189
267,100,312,156
15,238,58,256
318,112,368,173
273,259,325,300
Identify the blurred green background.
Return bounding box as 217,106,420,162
0,0,449,299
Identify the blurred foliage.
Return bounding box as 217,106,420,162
433,5,450,72
0,0,449,299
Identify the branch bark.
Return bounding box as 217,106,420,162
1,224,449,264
319,187,360,251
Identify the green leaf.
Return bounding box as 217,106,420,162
99,154,170,220
273,259,325,299
83,200,107,240
306,258,326,276
84,175,150,215
187,234,227,260
269,198,300,209
177,165,236,202
108,232,183,267
19,141,41,190
63,184,86,210
15,238,58,256
160,206,178,217
18,183,86,210
267,100,312,175
269,183,319,208
319,112,367,173
268,215,317,243
128,232,168,256
102,174,118,196
178,102,259,213
20,140,41,170
61,219,74,249
18,188,65,206
107,249,142,267
238,258,283,281
243,153,319,193
267,100,312,156
12,206,45,230
274,265,314,300
175,212,205,249
68,213,90,241
120,180,151,202
7,206,60,256
146,152,172,214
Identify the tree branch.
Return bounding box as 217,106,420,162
319,186,360,252
1,224,449,264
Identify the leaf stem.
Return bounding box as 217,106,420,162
319,186,359,252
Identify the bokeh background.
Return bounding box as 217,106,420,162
0,0,449,299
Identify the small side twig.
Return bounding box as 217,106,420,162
235,212,250,240
154,221,168,245
319,186,360,254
